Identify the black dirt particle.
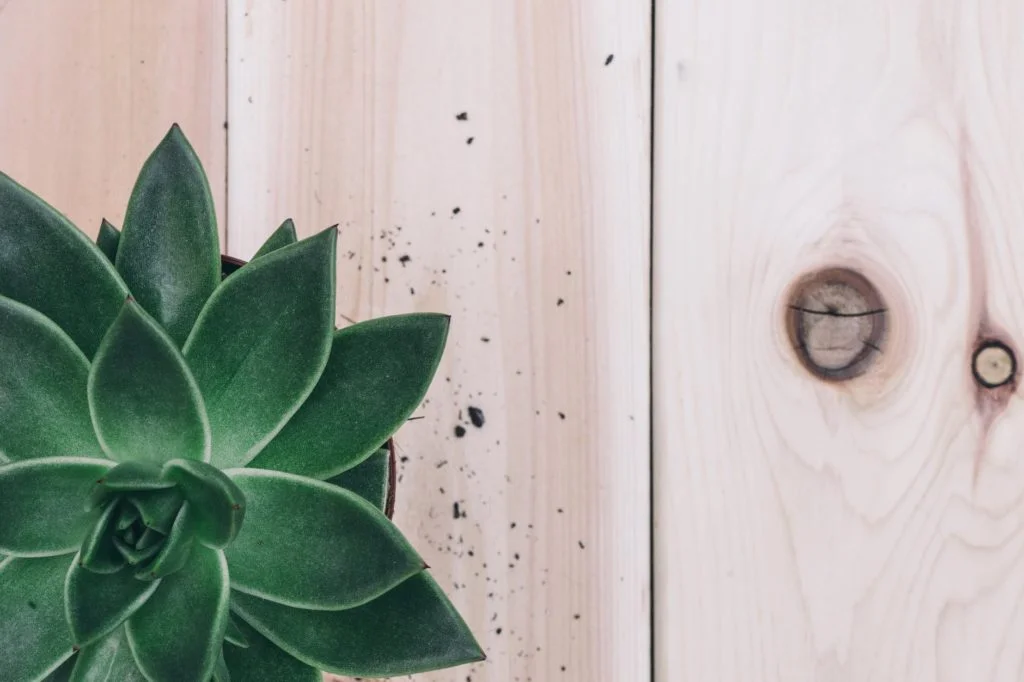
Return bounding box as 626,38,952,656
557,298,565,306
468,406,485,428
578,540,585,549
453,502,466,519
558,412,566,420
467,137,475,145
456,112,469,121
453,207,462,215
398,254,411,266
454,425,467,438
605,54,614,66
481,337,490,343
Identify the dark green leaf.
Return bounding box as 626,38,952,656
127,489,183,534
231,572,483,678
135,503,194,580
326,446,389,511
0,171,129,358
69,627,147,682
0,555,76,680
96,220,120,264
88,299,211,465
65,553,161,647
136,528,163,551
0,295,103,462
223,614,319,682
183,228,337,469
224,614,249,649
249,314,449,479
0,457,112,556
79,501,125,574
127,546,230,682
225,469,422,610
162,459,245,549
252,219,297,260
44,653,77,681
115,124,220,346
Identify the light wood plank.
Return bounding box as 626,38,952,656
0,0,226,241
229,2,651,680
656,1,1024,680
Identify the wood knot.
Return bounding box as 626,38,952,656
785,267,886,381
972,339,1016,389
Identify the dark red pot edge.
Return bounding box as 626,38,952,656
220,256,398,520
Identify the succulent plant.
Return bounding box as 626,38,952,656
0,124,483,681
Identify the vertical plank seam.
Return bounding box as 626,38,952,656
648,0,657,680
222,0,230,255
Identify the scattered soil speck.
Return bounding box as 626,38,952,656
557,298,565,306
456,112,469,121
453,207,462,215
398,254,411,266
558,412,566,420
454,425,467,438
578,540,586,549
467,137,475,145
468,406,485,428
605,54,614,66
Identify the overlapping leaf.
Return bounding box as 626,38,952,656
250,314,449,479
0,555,76,680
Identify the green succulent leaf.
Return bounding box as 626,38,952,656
326,446,390,511
162,459,246,549
0,555,76,681
88,299,211,465
96,220,120,264
126,546,230,682
225,469,422,610
135,502,194,581
69,626,147,682
222,614,319,682
126,489,183,534
252,218,297,260
79,501,125,574
183,228,337,469
230,571,484,678
65,553,161,647
115,124,220,346
0,171,129,358
0,295,104,462
224,614,249,649
44,654,77,682
249,314,449,479
116,505,140,531
0,457,112,556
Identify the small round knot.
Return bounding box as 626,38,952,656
972,340,1016,389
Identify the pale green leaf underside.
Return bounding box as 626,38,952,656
250,313,449,480
183,228,337,469
230,571,484,678
0,295,103,462
88,300,211,465
225,469,422,610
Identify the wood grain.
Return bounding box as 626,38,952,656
655,1,1024,680
228,2,651,680
0,0,226,241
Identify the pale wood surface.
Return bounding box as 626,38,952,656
656,1,1024,680
228,2,650,681
0,0,227,242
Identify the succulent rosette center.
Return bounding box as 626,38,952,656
82,460,245,580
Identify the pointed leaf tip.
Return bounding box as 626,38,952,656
116,123,220,345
